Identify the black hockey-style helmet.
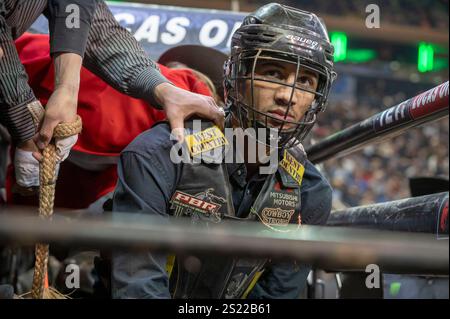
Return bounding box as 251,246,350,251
224,3,337,149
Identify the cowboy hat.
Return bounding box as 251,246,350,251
158,45,228,101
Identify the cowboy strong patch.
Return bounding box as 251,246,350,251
261,207,295,226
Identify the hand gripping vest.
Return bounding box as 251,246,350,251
167,120,308,298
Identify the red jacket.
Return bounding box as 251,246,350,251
7,33,212,208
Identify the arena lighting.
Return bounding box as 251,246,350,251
346,49,377,63
330,31,348,62
433,58,449,71
330,32,377,64
418,42,434,73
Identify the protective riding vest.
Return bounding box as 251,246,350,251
167,120,308,298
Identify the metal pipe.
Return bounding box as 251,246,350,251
327,192,449,236
307,81,449,163
0,212,447,275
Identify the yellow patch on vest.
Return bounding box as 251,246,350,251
166,254,176,277
279,149,305,186
185,126,228,157
241,270,265,299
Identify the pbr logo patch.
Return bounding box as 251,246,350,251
170,188,225,223
185,126,228,157
260,207,295,227
279,150,305,186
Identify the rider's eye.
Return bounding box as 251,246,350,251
297,75,314,88
263,69,283,79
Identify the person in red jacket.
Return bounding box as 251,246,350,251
6,33,224,209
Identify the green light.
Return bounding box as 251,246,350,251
346,49,377,63
330,32,347,62
418,42,434,73
389,282,401,297
433,58,449,71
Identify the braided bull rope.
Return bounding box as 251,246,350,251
30,116,82,299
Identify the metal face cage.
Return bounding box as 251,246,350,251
227,48,332,150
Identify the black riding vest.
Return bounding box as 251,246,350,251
168,120,307,298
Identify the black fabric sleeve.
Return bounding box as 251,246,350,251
46,0,99,57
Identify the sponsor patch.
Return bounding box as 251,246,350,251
170,188,225,223
269,189,298,208
261,207,295,227
170,190,220,215
184,126,228,157
279,150,305,186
